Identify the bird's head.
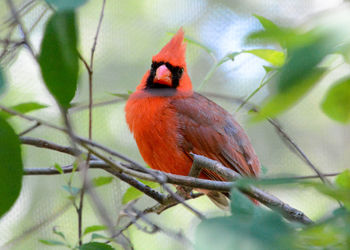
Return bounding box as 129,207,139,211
137,28,192,92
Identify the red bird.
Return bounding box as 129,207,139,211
125,28,260,208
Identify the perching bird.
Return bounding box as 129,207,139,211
125,28,260,208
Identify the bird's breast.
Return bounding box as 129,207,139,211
125,92,192,175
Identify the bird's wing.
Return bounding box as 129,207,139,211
171,92,260,181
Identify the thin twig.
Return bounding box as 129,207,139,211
235,71,277,113
6,0,36,58
90,0,106,69
28,7,49,33
18,122,41,136
2,0,36,27
20,136,81,156
74,1,106,241
0,104,66,132
267,118,330,184
69,97,125,113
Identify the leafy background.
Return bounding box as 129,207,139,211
0,0,349,249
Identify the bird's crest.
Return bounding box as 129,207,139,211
152,28,187,69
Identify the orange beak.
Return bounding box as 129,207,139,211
154,64,172,87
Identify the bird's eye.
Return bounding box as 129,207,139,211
179,68,184,74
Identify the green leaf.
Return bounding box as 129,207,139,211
45,0,88,10
68,161,78,185
91,233,109,240
0,102,47,119
83,225,107,236
247,15,292,48
321,77,350,123
0,67,5,96
0,117,23,218
93,176,113,187
79,242,114,250
244,49,285,67
54,163,64,174
253,14,280,33
62,185,80,196
230,189,255,216
53,226,66,240
122,180,159,204
39,11,79,109
263,65,275,73
278,31,334,93
252,68,325,121
39,239,65,246
336,170,350,189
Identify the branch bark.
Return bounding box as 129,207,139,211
23,158,313,224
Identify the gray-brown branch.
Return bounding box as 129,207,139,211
22,151,313,225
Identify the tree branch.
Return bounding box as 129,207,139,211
23,157,314,224
20,136,81,157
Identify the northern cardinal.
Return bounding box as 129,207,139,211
125,28,260,208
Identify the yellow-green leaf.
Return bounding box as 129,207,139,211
39,239,65,246
122,180,159,204
336,170,350,189
83,225,107,236
244,49,285,67
321,77,350,123
93,176,113,187
0,102,47,119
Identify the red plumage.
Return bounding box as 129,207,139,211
125,28,260,206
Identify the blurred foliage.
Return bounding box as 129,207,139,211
194,14,350,249
0,0,350,249
196,170,350,249
0,68,5,95
196,189,296,250
0,117,23,218
247,14,350,123
321,77,350,123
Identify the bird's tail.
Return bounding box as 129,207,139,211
206,191,230,210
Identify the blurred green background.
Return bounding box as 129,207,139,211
0,0,349,249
